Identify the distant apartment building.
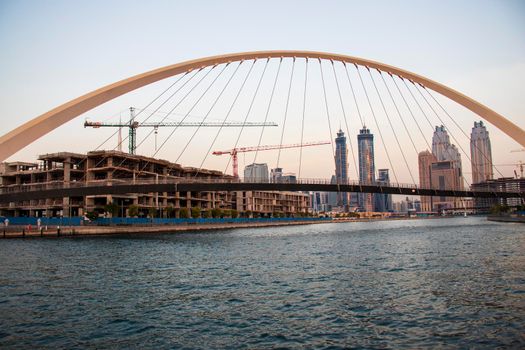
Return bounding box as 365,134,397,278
244,163,269,183
471,177,524,209
470,121,493,184
418,150,437,212
310,191,332,213
430,160,464,211
358,126,375,211
236,191,309,216
375,169,392,212
271,167,297,184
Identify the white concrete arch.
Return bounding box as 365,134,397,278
1,50,524,161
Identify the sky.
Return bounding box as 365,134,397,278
0,0,524,184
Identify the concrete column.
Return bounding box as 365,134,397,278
63,158,71,217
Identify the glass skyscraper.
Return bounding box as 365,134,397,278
334,129,349,207
375,169,392,212
358,126,375,211
470,121,493,184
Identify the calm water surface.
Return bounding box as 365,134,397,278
0,217,524,349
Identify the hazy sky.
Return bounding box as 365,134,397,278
1,0,524,183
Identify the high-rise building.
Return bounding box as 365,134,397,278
430,160,463,211
358,126,375,211
470,121,493,184
270,167,282,183
432,125,462,167
327,175,338,208
271,167,297,184
418,150,437,212
429,125,463,210
375,169,392,212
334,129,349,207
244,163,269,183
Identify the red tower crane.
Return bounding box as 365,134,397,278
212,141,331,178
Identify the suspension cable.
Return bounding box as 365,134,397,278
421,86,504,179
332,61,359,185
298,58,309,179
108,66,214,180
379,72,419,155
154,63,229,162
132,69,202,151
225,58,270,176
220,60,257,175
343,62,365,127
400,79,464,193
319,59,338,182
412,82,473,188
276,57,296,169
356,65,399,185
390,75,432,151
117,71,195,152
175,62,239,163
135,64,226,176
252,58,283,166
218,60,257,175
79,70,194,182
369,69,416,184
189,61,243,176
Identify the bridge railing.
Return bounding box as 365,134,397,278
0,176,522,195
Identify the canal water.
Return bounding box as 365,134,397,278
0,217,524,349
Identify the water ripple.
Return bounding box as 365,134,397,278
0,217,524,348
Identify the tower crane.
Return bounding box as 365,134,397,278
84,107,278,154
212,141,331,178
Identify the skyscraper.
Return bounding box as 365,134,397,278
432,125,462,167
358,126,375,212
334,129,349,207
470,121,493,184
375,169,392,212
244,163,269,183
418,126,464,212
418,150,437,212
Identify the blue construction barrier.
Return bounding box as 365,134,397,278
1,216,82,226
1,216,332,227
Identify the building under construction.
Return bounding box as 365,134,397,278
0,150,309,218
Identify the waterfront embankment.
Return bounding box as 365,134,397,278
1,219,331,238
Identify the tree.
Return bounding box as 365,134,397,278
490,204,510,215
104,201,119,217
191,207,201,219
202,209,211,218
231,209,239,218
148,207,157,218
128,204,139,217
211,208,222,218
85,211,98,221
245,210,252,218
166,206,175,218
222,209,231,218
179,207,190,218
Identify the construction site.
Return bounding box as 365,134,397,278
0,108,317,218
0,150,312,218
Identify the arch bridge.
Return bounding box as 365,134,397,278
0,50,524,206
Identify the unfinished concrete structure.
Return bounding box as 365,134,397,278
0,151,310,218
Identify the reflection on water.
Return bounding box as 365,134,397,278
0,217,524,348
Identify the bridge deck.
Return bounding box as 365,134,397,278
0,180,522,202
